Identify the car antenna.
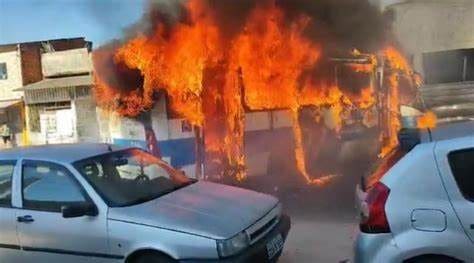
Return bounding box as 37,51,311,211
360,176,367,192
107,144,113,152
427,127,433,142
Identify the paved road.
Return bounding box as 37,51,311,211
279,215,356,263
246,143,372,263
273,175,361,263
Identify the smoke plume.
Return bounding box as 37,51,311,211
94,0,390,98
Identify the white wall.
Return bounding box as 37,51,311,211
40,108,76,144
272,110,293,129
166,119,194,140
0,49,23,100
95,108,145,142
387,0,474,74
245,112,271,131
151,97,169,141
244,110,293,131
112,115,145,140
74,97,100,143
41,48,92,77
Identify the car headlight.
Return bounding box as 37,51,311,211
216,231,250,258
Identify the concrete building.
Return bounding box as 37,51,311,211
0,41,45,147
0,46,24,148
0,38,99,146
381,0,474,122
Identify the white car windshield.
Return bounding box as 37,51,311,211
74,148,194,207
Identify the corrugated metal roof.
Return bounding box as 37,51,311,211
15,75,93,91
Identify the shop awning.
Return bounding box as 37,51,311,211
0,99,22,114
14,74,93,91
14,75,94,104
0,99,21,109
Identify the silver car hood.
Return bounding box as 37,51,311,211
108,181,279,240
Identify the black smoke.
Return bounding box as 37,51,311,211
276,0,390,52
94,0,392,105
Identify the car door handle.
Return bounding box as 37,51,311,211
17,215,34,223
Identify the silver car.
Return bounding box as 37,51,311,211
0,144,290,263
354,121,474,263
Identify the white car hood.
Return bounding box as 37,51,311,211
108,181,279,239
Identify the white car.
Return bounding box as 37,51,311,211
355,121,474,262
0,144,290,263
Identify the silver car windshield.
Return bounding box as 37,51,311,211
73,148,194,207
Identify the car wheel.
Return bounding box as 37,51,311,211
133,251,177,263
406,255,460,263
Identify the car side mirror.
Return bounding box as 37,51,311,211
61,203,98,218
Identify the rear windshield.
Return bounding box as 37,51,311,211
366,148,407,188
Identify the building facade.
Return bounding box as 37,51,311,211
383,0,474,123
0,38,99,146
0,41,44,147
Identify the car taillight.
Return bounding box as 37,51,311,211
360,182,391,233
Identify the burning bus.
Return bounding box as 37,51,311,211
92,0,420,188
93,48,419,188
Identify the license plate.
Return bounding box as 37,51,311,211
266,233,284,259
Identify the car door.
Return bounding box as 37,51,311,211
16,159,119,263
0,160,22,261
435,137,474,244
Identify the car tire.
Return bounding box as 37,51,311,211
406,255,460,263
133,251,177,263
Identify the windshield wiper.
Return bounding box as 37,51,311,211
122,196,157,207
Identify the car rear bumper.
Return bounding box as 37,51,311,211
354,230,400,263
180,214,291,263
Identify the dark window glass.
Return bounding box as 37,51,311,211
0,63,7,80
423,49,474,84
448,149,474,201
0,161,15,207
22,161,86,212
466,50,474,81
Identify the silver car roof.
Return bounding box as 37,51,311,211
420,121,474,143
0,143,130,163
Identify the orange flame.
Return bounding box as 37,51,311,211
378,47,416,158
94,0,415,184
292,110,339,185
417,111,437,129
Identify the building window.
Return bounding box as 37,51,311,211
423,48,474,84
0,63,7,80
181,120,193,132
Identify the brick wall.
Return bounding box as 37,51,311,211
18,38,91,86
20,43,43,85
